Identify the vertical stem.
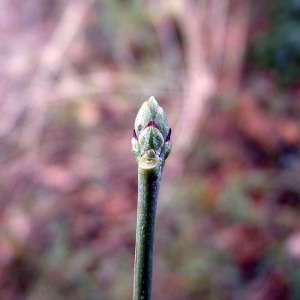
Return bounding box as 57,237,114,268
131,97,171,300
133,165,161,300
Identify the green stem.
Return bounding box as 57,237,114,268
131,97,171,300
133,160,161,300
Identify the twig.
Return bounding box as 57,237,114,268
131,96,171,300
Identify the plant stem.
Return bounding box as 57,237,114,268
133,161,161,300
131,97,171,300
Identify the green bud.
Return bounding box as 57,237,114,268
138,127,164,156
132,96,171,168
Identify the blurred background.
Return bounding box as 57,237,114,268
1,0,300,299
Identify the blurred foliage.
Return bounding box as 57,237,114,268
249,0,300,86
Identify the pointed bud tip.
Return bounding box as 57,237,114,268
145,96,159,120
147,96,158,106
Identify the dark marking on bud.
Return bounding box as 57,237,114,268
145,120,160,131
133,129,138,140
165,128,171,142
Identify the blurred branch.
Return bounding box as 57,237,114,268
171,0,216,175
162,0,250,181
208,0,230,71
0,0,96,202
219,0,250,95
24,0,95,148
0,0,94,150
